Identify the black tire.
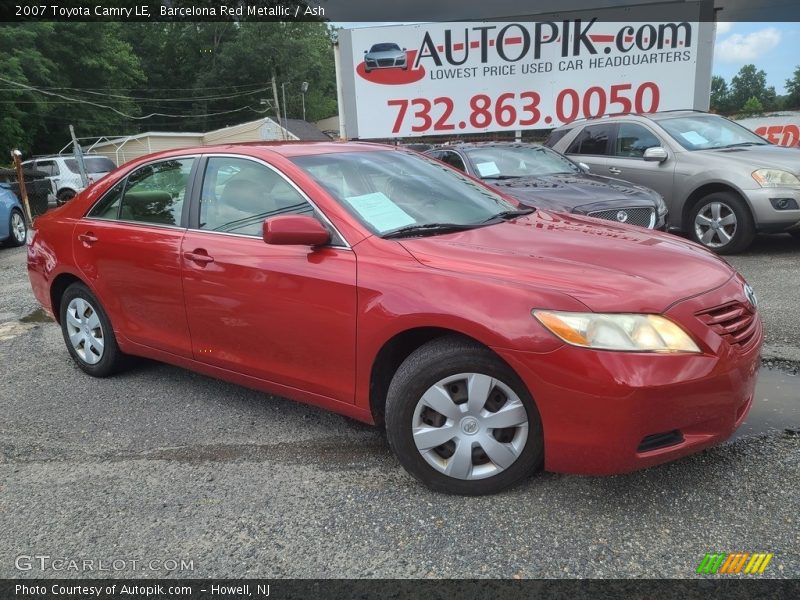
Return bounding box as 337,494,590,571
687,191,755,254
5,208,27,247
385,336,543,495
60,282,125,377
57,189,76,205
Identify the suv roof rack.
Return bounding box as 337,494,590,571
558,108,709,127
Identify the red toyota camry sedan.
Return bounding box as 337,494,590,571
27,142,762,495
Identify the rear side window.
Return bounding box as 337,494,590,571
118,158,194,226
88,181,125,219
614,123,661,158
439,151,467,172
566,124,615,156
544,128,573,148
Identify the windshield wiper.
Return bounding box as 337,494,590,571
382,222,475,239
720,142,768,148
480,208,535,223
482,175,520,180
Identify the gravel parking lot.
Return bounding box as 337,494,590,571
1,236,798,579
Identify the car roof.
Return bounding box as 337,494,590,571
549,109,713,131
429,142,545,151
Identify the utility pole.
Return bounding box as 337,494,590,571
301,81,309,122
271,73,286,140
69,124,89,187
11,150,33,227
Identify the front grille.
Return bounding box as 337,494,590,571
588,207,655,228
377,59,395,66
637,430,684,453
695,301,758,348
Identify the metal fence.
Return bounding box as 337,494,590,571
0,167,51,217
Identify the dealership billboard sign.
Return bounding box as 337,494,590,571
336,19,714,139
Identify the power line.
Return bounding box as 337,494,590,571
0,75,262,119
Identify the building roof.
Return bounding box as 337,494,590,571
279,118,331,141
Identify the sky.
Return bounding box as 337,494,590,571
339,21,798,95
713,22,797,94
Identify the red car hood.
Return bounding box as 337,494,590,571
398,211,735,313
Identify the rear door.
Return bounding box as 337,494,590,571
180,154,358,403
73,157,196,357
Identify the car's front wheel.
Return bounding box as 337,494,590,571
60,283,125,377
385,336,543,495
6,209,27,247
688,192,754,254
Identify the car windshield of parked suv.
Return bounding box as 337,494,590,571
291,150,523,237
65,157,116,174
464,145,580,179
370,43,400,52
658,114,769,151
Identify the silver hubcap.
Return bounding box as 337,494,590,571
11,212,25,242
65,298,104,365
412,373,529,481
695,201,737,248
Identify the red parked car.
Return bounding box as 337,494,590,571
27,142,762,495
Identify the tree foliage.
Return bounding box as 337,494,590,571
729,64,776,113
785,66,800,110
0,21,338,157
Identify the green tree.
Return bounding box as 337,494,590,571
710,75,731,113
730,64,777,112
740,96,764,116
785,65,800,109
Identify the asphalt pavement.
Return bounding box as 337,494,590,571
0,236,798,579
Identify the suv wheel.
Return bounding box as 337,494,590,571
385,336,543,495
688,192,754,254
57,189,76,205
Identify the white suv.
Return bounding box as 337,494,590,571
23,155,116,205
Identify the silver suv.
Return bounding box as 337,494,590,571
546,110,800,254
22,155,116,205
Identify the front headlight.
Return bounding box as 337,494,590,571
532,310,701,353
752,169,800,189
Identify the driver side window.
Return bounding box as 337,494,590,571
198,157,315,237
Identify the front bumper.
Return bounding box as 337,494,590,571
745,187,800,231
494,275,762,475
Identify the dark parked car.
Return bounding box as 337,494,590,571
425,143,667,229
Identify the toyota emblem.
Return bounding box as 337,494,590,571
743,283,758,309
616,210,629,223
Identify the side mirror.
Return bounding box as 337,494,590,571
402,47,407,51
363,50,367,54
578,162,590,172
643,147,668,162
263,215,331,247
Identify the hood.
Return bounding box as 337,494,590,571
697,144,800,173
486,173,658,212
398,210,734,313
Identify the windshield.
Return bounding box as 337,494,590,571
370,43,400,52
658,115,768,150
291,150,518,236
65,157,116,174
465,145,580,178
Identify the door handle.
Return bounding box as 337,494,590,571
183,250,214,266
78,233,98,246
608,167,622,175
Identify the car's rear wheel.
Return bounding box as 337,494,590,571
688,192,754,254
385,336,543,495
57,189,76,205
60,283,125,377
6,209,27,247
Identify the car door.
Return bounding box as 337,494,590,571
563,123,616,174
33,160,59,195
604,122,676,206
180,155,357,403
73,157,196,358
437,150,469,174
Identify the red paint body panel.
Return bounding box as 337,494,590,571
26,142,763,476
